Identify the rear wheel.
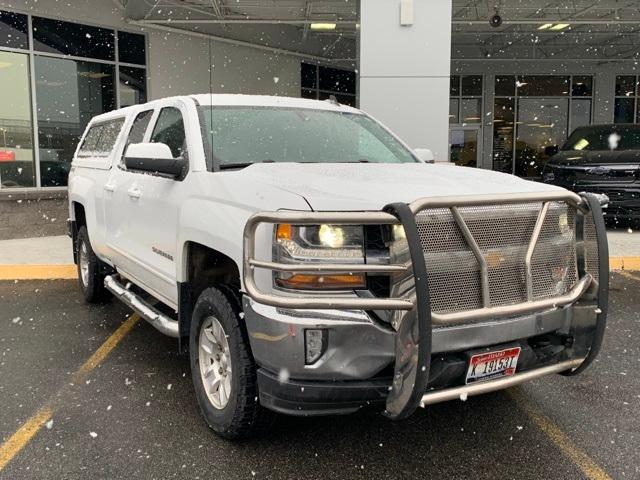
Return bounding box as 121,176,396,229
76,226,111,303
190,286,273,439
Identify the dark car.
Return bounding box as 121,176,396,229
542,124,640,224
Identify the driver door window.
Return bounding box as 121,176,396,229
150,107,187,158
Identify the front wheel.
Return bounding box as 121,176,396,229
190,286,273,439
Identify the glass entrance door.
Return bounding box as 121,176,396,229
449,126,480,167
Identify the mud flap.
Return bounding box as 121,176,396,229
383,203,432,419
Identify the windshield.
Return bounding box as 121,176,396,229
199,106,417,168
562,125,640,152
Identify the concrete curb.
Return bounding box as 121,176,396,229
1,258,639,280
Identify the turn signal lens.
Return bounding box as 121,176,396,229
275,273,366,290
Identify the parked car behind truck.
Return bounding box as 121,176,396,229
68,94,609,438
542,124,640,225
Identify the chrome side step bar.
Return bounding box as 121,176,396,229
104,275,179,338
420,358,584,406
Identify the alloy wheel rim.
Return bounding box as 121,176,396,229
79,241,90,287
198,316,232,410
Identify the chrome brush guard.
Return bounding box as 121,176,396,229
243,191,609,419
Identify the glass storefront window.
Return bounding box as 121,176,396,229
614,98,635,123
460,98,481,123
300,63,356,106
32,17,115,61
492,97,515,173
35,56,115,187
119,66,147,107
494,75,593,178
461,75,482,96
0,51,35,188
118,31,146,65
450,75,460,96
449,128,478,168
0,10,147,189
449,75,483,125
614,75,640,124
0,10,28,49
449,99,459,123
515,98,568,178
572,76,592,97
515,76,570,97
495,75,515,96
571,99,592,130
615,76,636,97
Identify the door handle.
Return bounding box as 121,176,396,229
104,183,116,192
127,186,142,199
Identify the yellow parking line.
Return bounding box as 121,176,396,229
0,314,140,473
0,407,53,471
508,389,612,480
610,256,640,271
0,264,77,280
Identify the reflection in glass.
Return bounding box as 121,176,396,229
460,98,481,123
450,75,460,96
495,76,515,96
449,98,459,124
0,10,28,49
615,75,636,97
571,99,591,131
33,17,114,61
301,62,317,89
449,129,478,167
571,76,592,97
35,56,115,187
515,98,568,178
614,98,635,124
0,51,34,188
117,31,146,65
516,76,570,97
461,75,482,96
119,66,147,107
492,97,514,173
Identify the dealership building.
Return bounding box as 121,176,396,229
0,0,639,237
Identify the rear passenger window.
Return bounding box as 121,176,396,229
78,118,125,157
150,107,186,158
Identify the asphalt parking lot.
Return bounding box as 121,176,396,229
1,274,639,480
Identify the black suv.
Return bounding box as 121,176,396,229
542,124,640,224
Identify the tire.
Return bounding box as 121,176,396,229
190,286,273,439
76,226,111,303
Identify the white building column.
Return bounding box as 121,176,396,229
359,0,452,161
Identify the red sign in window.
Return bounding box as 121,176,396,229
0,150,15,162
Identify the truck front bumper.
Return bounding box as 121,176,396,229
244,296,599,416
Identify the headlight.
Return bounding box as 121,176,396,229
274,224,366,290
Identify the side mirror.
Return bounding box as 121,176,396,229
414,148,435,163
544,145,559,157
124,143,186,179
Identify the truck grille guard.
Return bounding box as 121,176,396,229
242,191,609,419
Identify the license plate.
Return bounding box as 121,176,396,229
465,347,521,384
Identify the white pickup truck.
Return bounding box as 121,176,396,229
67,94,608,439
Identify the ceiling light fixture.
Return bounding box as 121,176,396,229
310,23,337,31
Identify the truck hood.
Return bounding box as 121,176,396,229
240,163,565,210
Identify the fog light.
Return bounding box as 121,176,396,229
305,329,326,365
